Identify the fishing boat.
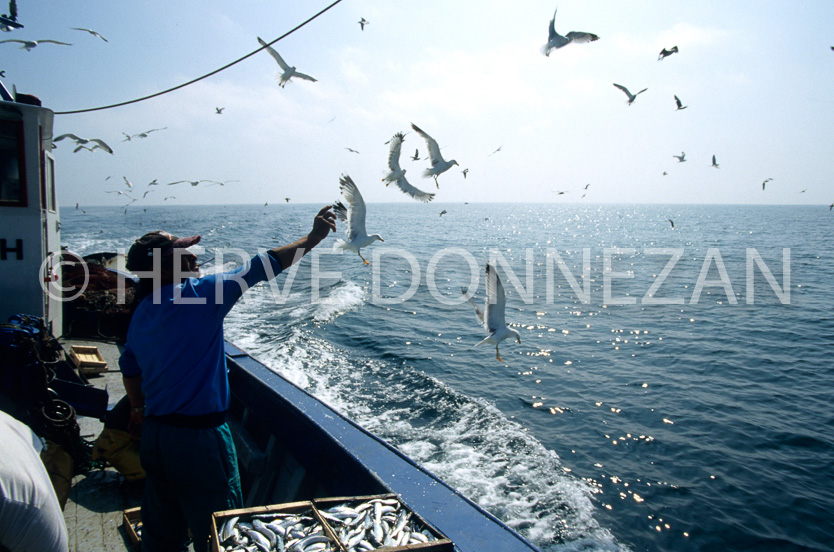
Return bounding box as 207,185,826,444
0,91,544,551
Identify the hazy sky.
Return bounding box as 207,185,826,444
4,1,833,207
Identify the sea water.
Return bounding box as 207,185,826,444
61,203,834,552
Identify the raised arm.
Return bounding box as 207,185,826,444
267,205,336,270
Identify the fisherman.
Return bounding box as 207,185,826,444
119,205,336,552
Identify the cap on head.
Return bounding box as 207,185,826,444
126,230,201,273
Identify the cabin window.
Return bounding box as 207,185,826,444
0,119,26,207
42,153,56,212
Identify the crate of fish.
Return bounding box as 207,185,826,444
211,501,343,552
313,494,453,552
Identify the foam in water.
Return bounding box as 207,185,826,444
312,280,366,323
224,311,627,551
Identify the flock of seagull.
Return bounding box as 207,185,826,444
12,11,829,362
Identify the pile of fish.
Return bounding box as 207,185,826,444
318,497,440,551
217,509,337,552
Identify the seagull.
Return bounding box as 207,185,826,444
54,133,113,153
762,178,772,190
73,143,113,154
70,27,108,42
285,197,290,202
800,189,806,193
674,95,687,110
711,155,719,168
345,147,360,154
163,196,176,201
257,36,317,88
134,127,166,139
668,218,675,228
332,175,383,265
439,209,447,217
56,133,113,154
166,179,216,186
490,145,502,156
411,123,458,187
658,46,679,61
542,7,599,56
584,183,591,190
123,176,133,189
0,39,72,51
829,203,833,210
463,264,522,363
383,132,435,202
410,149,420,161
613,83,647,105
358,18,368,31
462,168,469,179
204,180,239,187
673,152,686,163
215,107,224,114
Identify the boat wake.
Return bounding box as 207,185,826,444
225,298,628,552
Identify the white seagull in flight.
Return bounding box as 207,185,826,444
332,175,384,265
70,28,108,42
257,37,317,88
54,133,113,154
463,264,522,363
0,39,72,51
411,123,458,187
383,132,435,202
542,7,599,56
613,83,648,105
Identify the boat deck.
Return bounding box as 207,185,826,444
58,338,140,552
55,337,542,552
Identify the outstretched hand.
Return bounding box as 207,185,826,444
311,205,337,241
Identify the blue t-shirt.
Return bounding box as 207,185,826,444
119,253,282,416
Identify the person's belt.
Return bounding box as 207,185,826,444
145,410,227,428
